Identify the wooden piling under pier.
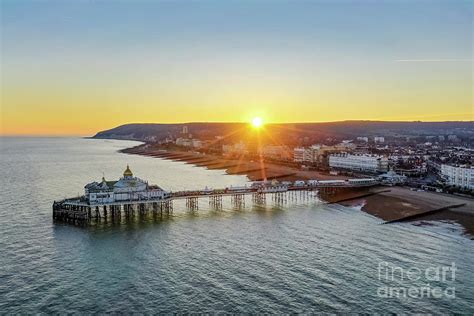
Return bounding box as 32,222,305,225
52,199,175,224
53,190,318,225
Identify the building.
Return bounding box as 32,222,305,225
293,147,312,163
357,137,369,142
223,141,248,156
378,171,407,185
175,137,192,147
222,141,249,157
192,139,203,148
440,164,474,189
175,137,203,148
293,145,324,164
329,153,388,173
374,136,385,143
293,143,354,165
293,147,304,162
262,145,292,161
84,165,168,204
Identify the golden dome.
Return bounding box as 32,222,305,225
123,164,133,177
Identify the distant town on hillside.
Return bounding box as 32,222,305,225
94,121,474,146
95,120,474,196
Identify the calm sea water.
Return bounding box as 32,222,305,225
0,137,473,313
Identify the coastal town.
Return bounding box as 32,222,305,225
100,122,472,237
102,122,473,237
119,124,473,196
3,0,473,313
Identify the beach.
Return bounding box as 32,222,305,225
359,187,474,237
314,186,473,239
121,144,348,182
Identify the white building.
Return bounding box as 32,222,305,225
84,166,168,204
192,139,203,148
440,164,474,189
176,137,202,148
338,141,356,150
357,137,369,142
223,141,248,156
294,143,353,164
378,171,407,185
329,153,388,173
293,147,313,163
175,137,193,147
374,136,385,143
262,145,291,160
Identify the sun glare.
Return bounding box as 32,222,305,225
252,117,263,128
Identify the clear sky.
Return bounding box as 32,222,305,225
1,0,472,135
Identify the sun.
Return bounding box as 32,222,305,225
252,117,263,128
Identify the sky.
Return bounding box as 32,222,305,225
1,0,472,136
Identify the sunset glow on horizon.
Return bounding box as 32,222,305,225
1,1,472,136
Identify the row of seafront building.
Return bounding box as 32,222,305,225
165,126,473,192
294,143,389,173
294,145,473,190
292,144,472,190
440,164,474,190
328,153,388,173
175,139,473,190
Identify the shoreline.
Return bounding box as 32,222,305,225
121,143,474,239
120,144,349,182
340,187,474,239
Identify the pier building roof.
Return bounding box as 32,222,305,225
84,165,156,195
84,177,118,192
123,165,133,177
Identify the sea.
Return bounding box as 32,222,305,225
0,137,473,313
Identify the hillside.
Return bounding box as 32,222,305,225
93,121,474,143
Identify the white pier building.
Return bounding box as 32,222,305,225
84,165,169,204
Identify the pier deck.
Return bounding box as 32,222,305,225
53,180,379,224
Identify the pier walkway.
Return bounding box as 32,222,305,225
53,179,379,224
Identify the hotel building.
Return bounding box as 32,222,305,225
329,153,388,173
440,164,474,189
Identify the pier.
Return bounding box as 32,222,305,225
53,174,379,225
